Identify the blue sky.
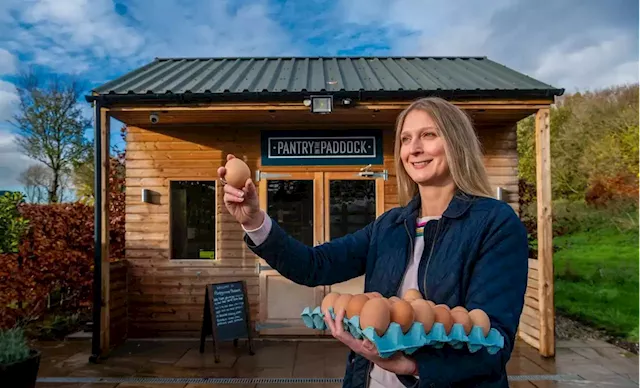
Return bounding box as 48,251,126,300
0,0,638,194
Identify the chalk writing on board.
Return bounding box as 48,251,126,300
213,284,245,326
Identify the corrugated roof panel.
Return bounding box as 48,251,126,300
337,58,363,91
395,58,440,90
171,59,211,93
91,56,563,100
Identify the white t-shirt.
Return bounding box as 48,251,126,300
244,211,441,387
368,215,439,388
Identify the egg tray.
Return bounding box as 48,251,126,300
300,306,504,359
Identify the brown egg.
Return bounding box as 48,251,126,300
426,300,436,308
451,306,468,314
410,299,435,333
433,305,453,334
365,292,383,299
346,294,370,319
390,299,415,333
469,309,491,337
224,158,251,189
359,298,391,336
450,309,473,334
333,294,353,315
321,292,340,314
389,296,401,305
402,288,423,302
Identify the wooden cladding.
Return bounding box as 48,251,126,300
518,259,544,352
123,120,522,338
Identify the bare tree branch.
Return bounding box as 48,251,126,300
9,68,92,203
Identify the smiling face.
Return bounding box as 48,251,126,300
399,109,452,186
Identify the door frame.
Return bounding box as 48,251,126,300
321,172,385,299
256,172,325,335
322,171,386,242
255,170,386,335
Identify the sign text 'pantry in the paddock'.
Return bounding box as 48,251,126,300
260,129,384,166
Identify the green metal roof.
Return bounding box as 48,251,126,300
88,56,564,104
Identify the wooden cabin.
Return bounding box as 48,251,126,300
86,56,563,360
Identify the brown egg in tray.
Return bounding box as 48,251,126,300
301,289,504,358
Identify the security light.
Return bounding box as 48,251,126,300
310,95,332,114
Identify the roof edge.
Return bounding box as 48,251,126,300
85,88,564,105
151,55,490,61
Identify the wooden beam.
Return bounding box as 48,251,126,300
108,100,550,112
100,108,111,356
535,107,554,357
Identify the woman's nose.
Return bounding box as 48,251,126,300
410,138,423,154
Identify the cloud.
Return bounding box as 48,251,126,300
0,0,298,80
2,0,143,76
0,127,38,191
336,0,639,91
0,80,18,122
0,48,16,74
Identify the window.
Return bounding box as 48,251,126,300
170,180,216,260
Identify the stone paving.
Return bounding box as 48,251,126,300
33,338,638,387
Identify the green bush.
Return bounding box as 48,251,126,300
0,327,30,365
0,192,29,254
520,198,638,238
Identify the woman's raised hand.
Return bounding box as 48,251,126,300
217,154,264,230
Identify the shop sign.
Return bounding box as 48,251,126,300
260,129,383,166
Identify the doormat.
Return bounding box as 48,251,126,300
37,374,587,384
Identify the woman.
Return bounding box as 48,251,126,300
218,97,529,387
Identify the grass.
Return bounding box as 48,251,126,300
552,214,639,342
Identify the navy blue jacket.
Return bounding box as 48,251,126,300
245,191,529,387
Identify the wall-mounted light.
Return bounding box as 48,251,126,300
141,188,152,203
141,188,160,204
310,95,333,114
496,187,505,201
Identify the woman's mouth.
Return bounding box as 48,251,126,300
411,160,431,169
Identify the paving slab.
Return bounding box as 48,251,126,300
33,338,637,387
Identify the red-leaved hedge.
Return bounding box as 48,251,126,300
0,157,125,329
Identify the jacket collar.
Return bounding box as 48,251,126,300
394,189,475,224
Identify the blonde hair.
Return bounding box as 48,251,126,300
394,97,494,206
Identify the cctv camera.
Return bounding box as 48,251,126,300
149,113,159,124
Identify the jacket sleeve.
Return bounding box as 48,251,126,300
244,211,376,287
400,203,529,386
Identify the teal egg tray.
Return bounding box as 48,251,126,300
300,306,504,358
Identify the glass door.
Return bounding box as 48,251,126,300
256,172,324,335
323,172,385,296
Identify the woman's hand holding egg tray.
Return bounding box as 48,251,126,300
300,289,504,359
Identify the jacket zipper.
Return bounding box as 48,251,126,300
422,218,442,299
365,220,414,388
400,220,415,295
365,359,373,388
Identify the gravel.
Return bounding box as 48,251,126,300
555,313,638,354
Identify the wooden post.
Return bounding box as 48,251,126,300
100,108,111,356
535,108,554,357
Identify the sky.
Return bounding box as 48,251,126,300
0,0,638,194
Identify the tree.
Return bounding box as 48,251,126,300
18,164,50,203
72,124,128,204
10,69,92,203
517,83,639,202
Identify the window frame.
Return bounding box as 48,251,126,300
167,178,219,262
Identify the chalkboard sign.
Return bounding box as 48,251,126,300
199,280,254,362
